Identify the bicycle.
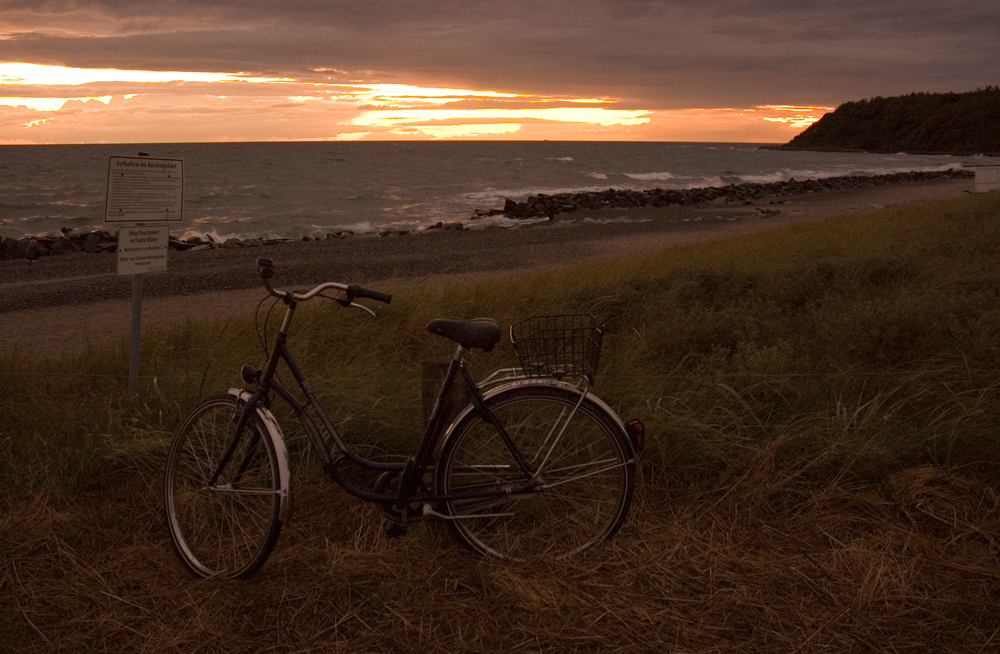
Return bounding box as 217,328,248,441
164,257,645,579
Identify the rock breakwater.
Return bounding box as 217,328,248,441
499,169,972,220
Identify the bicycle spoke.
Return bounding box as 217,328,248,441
165,394,286,579
208,487,283,496
531,393,586,478
438,386,634,560
535,458,632,490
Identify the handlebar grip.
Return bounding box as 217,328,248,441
347,284,392,304
257,258,275,280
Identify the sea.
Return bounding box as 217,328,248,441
0,141,978,241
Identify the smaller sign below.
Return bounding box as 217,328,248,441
118,224,169,276
973,164,1000,193
106,156,183,223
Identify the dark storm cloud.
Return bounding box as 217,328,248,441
2,0,998,107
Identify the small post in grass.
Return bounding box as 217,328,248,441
129,273,143,396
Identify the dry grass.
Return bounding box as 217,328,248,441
2,454,998,653
5,192,1000,651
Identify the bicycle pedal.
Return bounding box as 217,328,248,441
384,522,408,538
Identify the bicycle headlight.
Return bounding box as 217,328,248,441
241,363,262,385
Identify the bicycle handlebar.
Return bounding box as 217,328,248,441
256,258,392,306
345,284,393,305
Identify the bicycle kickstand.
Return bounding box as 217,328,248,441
385,509,409,538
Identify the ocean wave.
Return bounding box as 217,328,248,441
730,163,966,186
52,199,99,208
455,184,621,205
2,142,973,240
0,202,48,211
191,214,256,225
581,216,653,225
622,172,675,181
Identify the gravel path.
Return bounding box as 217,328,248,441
0,177,974,357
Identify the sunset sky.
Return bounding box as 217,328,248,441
2,1,998,145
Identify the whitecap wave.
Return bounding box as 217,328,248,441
623,172,675,181
3,142,973,240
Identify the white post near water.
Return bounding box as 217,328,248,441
105,153,183,396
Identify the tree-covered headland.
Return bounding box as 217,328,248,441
783,87,1000,155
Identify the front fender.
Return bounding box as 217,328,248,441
228,388,293,524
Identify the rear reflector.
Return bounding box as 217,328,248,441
625,419,645,452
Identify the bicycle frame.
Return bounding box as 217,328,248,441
166,259,641,578
209,294,545,515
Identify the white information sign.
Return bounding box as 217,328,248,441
105,156,184,223
118,225,169,275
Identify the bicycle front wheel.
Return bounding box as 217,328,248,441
435,385,635,560
164,392,287,579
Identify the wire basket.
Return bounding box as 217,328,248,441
510,314,603,382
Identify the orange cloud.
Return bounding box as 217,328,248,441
0,62,829,143
0,62,289,86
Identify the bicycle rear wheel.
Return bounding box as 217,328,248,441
435,385,634,560
164,393,287,579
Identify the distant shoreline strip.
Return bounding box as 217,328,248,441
0,169,973,261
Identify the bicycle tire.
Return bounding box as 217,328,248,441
435,384,634,560
164,392,287,579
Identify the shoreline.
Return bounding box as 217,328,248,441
0,176,977,357
0,169,972,258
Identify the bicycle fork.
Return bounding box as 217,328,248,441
206,392,264,489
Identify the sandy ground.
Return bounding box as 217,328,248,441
0,177,975,358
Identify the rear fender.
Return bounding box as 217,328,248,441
436,378,630,460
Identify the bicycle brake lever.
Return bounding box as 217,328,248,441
352,302,377,317
335,297,377,317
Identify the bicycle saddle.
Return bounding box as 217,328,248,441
426,318,501,352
